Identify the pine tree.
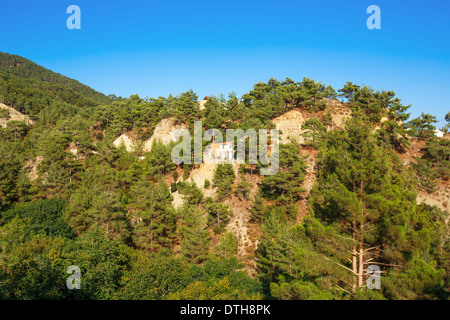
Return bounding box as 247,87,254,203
407,113,438,139
179,205,210,264
338,81,360,103
213,164,235,200
301,117,326,145
250,195,265,223
235,175,251,200
0,142,22,207
129,179,176,250
215,233,237,259
445,111,450,131
256,208,297,279
204,197,232,232
260,142,306,204
311,116,427,294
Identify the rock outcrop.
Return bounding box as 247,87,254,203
0,102,34,128
143,117,187,152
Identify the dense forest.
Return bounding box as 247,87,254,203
0,52,448,300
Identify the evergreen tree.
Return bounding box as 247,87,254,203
301,117,326,146
213,164,235,200
215,233,238,259
407,113,438,139
250,195,265,223
260,142,306,205
179,205,210,264
445,111,450,131
235,175,251,200
204,197,232,232
338,81,360,103
129,179,176,250
310,116,445,296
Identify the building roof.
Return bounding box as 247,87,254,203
210,141,234,149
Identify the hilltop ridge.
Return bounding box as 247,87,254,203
0,52,111,118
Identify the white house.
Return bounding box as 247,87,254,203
434,129,444,138
205,141,235,162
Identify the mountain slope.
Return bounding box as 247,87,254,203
0,52,111,118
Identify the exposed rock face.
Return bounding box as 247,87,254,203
417,186,450,214
143,117,187,152
171,191,184,209
198,99,207,111
185,163,217,193
171,163,241,208
0,102,34,128
113,133,135,152
172,163,219,209
271,100,352,145
324,98,351,125
113,118,187,153
272,109,306,144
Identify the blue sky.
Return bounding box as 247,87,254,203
1,0,449,123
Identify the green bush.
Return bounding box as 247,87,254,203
0,199,74,239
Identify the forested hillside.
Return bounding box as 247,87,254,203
0,52,111,119
0,54,448,300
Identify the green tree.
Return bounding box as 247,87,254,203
167,277,260,300
0,142,22,207
117,250,189,300
301,117,326,146
407,113,438,139
68,228,131,299
213,164,235,200
0,235,70,299
250,195,265,223
129,179,176,250
235,175,251,200
0,199,73,240
260,142,306,206
145,141,177,177
338,81,360,102
311,116,445,296
215,233,238,259
179,205,210,264
445,111,450,131
204,197,232,233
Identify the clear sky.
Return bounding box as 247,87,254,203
1,0,449,123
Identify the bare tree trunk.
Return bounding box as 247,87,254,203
358,179,365,288
352,221,358,293
358,225,364,288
